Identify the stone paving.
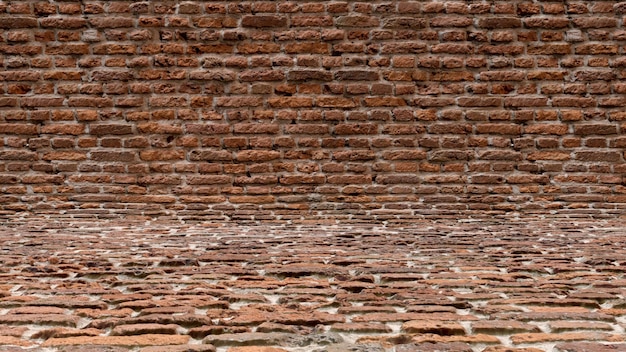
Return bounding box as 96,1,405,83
1,217,626,352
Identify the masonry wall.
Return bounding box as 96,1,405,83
1,1,626,220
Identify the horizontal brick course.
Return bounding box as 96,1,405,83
1,1,626,219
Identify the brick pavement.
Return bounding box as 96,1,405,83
1,218,626,351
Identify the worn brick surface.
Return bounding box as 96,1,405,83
0,219,624,351
1,1,626,220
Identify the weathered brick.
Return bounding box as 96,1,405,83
139,150,185,161
574,124,618,135
316,97,357,108
241,15,288,28
480,71,526,81
335,70,379,81
43,335,189,347
234,124,280,134
268,97,313,108
216,97,262,107
68,97,114,108
383,17,427,29
91,151,136,162
573,17,617,28
88,17,135,28
528,151,571,161
334,124,378,135
185,124,231,134
237,43,281,54
288,70,333,82
527,43,571,55
0,124,38,135
284,43,329,54
430,16,473,27
0,17,38,28
363,97,406,107
478,17,522,28
46,44,90,55
41,124,84,135
0,71,41,81
40,17,88,29
236,150,281,162
575,151,622,161
189,150,233,161
476,124,521,135
90,125,133,136
336,15,380,27
0,151,38,161
21,97,64,108
524,17,570,29
42,152,87,161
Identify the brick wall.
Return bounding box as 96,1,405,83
1,1,626,221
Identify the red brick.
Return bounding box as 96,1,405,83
90,124,133,136
381,42,428,54
239,70,284,82
573,17,617,28
43,335,189,347
0,123,38,135
137,123,183,135
229,195,275,203
552,97,596,108
382,150,427,160
284,125,329,134
236,150,281,162
0,17,38,28
88,17,134,28
316,97,357,108
524,17,570,29
478,17,522,28
476,124,521,135
288,70,333,82
336,15,380,27
528,151,571,161
284,43,329,54
21,97,64,108
527,43,571,55
68,97,113,108
334,124,378,135
90,151,136,162
524,124,569,135
574,124,618,135
189,150,232,161
430,16,473,27
504,97,549,107
234,124,279,134
139,150,185,161
241,15,288,28
575,151,622,162
216,97,262,107
46,43,90,55
480,71,526,81
40,17,88,29
22,175,64,184
237,43,280,54
189,44,233,54
268,97,313,108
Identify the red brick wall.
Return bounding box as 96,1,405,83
1,1,626,220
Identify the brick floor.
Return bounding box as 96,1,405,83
1,217,626,351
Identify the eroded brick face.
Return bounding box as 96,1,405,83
1,1,626,220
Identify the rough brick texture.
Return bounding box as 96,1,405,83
1,1,626,220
